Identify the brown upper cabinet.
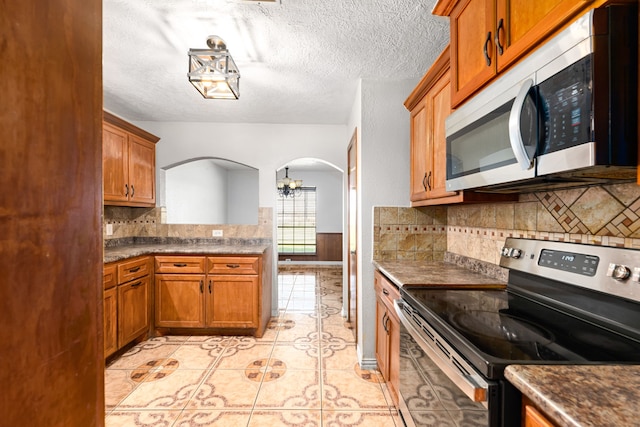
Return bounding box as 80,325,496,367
404,47,516,206
433,0,603,107
103,111,159,207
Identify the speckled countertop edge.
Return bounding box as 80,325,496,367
373,254,507,289
505,364,640,427
104,237,272,263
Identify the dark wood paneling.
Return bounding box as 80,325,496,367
0,0,104,426
279,233,343,262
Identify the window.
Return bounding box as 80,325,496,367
277,187,316,254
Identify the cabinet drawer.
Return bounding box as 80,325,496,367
104,263,117,290
207,256,260,275
374,270,400,308
117,256,152,284
155,256,206,274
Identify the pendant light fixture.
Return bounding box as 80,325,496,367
187,35,240,99
277,167,303,198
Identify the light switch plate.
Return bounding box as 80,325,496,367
212,230,223,237
106,223,113,236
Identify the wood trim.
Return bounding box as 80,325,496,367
432,0,459,16
278,233,343,262
103,111,160,143
404,46,451,111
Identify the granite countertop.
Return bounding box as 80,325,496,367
506,364,640,427
104,238,271,263
372,259,506,289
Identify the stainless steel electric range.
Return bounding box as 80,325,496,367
395,238,640,427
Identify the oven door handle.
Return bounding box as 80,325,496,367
394,299,491,405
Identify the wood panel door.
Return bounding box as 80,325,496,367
207,275,259,328
128,134,156,205
0,0,103,424
374,297,390,379
118,276,150,345
103,123,129,202
155,274,206,328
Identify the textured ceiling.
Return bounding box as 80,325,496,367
103,0,449,125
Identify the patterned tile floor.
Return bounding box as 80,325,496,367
105,266,400,426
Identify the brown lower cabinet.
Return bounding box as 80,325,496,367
154,254,269,337
523,397,556,427
374,270,400,407
103,256,152,358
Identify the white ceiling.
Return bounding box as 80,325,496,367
103,0,449,125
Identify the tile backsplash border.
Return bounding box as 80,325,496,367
374,182,640,267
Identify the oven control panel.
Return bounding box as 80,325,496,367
500,238,640,303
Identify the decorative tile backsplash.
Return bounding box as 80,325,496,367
373,206,447,261
103,206,273,241
375,182,640,266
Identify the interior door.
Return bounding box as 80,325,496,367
347,129,358,340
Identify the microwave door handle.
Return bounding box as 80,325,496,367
509,78,535,170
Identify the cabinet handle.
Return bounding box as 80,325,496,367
422,172,428,191
200,280,204,293
124,184,129,196
495,18,504,55
208,280,212,294
128,266,140,273
385,315,390,333
131,185,135,197
173,263,188,267
226,264,240,269
382,312,389,333
382,288,389,296
427,171,432,191
483,31,492,66
130,281,142,288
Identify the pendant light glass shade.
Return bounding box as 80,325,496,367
188,36,240,99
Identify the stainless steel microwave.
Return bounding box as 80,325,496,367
445,4,638,193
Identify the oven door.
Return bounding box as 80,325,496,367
395,299,501,427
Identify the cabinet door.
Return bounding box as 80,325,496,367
155,274,206,328
387,309,400,408
207,275,259,328
375,297,390,380
450,0,496,106
128,134,156,206
409,98,430,202
103,122,129,202
524,402,555,427
426,73,457,200
104,287,118,358
118,276,150,346
496,0,592,73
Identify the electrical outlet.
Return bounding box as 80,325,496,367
211,230,223,237
106,223,113,236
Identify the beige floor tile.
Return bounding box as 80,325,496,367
174,409,252,427
107,342,181,370
322,410,398,427
187,369,261,409
170,342,224,370
254,369,321,410
117,369,207,410
248,410,321,426
321,345,358,370
322,370,390,410
105,410,181,427
104,369,138,409
215,342,274,370
270,343,319,370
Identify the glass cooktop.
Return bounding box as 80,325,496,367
401,285,640,377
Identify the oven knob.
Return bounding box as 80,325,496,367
510,248,522,259
501,247,510,257
607,263,631,280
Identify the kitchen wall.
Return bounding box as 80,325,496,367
373,182,640,267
